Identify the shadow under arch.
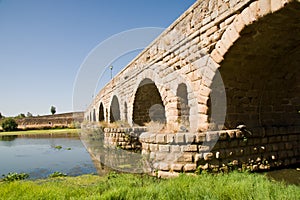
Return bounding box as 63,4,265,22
133,78,166,126
99,102,105,122
110,95,120,123
216,3,300,132
176,83,190,128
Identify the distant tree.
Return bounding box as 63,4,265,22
26,112,33,117
50,106,56,115
0,112,2,120
17,113,25,118
1,118,18,131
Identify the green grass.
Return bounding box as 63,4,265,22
0,128,80,136
0,172,299,200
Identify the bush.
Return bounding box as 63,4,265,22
1,172,29,182
1,118,18,132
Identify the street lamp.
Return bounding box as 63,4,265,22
109,65,113,79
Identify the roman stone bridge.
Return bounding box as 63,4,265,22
84,0,300,175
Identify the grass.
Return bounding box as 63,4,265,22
0,172,299,199
0,128,80,136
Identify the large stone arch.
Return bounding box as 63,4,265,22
210,0,300,132
133,78,166,126
129,68,169,125
109,95,121,123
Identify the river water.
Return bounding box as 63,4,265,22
0,135,97,179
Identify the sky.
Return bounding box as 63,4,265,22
0,0,196,117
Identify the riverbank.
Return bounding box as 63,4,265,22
0,172,299,199
0,128,80,136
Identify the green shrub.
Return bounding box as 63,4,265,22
1,172,29,182
1,118,18,132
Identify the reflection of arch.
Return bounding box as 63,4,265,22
177,83,190,127
133,78,166,126
99,103,104,122
89,112,92,122
110,95,120,123
124,102,128,122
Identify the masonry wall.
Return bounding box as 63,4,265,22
139,128,300,177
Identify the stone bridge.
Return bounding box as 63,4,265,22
84,0,300,175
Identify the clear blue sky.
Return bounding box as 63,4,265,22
0,0,196,117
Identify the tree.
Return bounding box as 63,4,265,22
0,112,2,120
1,118,18,131
26,112,33,117
17,113,25,118
50,106,56,115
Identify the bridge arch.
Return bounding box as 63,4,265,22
109,95,121,123
210,1,300,132
98,102,105,122
133,78,166,126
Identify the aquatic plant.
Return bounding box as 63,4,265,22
48,172,67,178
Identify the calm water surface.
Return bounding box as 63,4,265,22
0,135,97,179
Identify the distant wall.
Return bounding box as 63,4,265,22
16,112,84,129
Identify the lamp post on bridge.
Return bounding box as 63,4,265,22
110,65,113,79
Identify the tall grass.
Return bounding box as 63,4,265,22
0,172,299,200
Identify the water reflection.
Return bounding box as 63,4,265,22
0,135,17,142
80,129,150,174
0,135,97,179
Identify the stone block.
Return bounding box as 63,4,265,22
149,134,156,143
211,49,224,64
156,152,167,161
150,152,156,160
171,163,184,171
183,164,197,172
175,133,185,143
215,40,227,57
166,134,175,143
149,144,159,151
195,133,206,143
225,24,240,44
157,171,179,178
258,0,271,17
171,145,181,152
156,134,166,144
159,145,170,152
159,162,170,171
185,133,195,143
181,145,198,152
177,153,193,162
199,145,211,152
